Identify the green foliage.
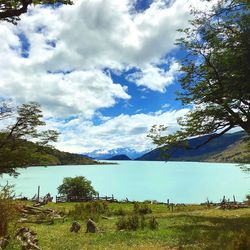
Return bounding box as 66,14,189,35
149,0,250,150
57,176,97,198
0,0,73,24
116,215,140,231
0,183,16,236
148,216,158,230
133,203,152,215
116,214,157,231
113,208,126,216
70,201,109,222
0,102,60,175
116,216,127,231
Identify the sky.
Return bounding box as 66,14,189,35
0,0,216,157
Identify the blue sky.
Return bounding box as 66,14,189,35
0,0,213,156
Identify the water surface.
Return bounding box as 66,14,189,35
1,161,249,203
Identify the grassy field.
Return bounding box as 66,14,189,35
5,201,250,250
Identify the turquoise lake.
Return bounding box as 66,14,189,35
1,161,249,204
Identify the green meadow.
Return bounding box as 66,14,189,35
5,201,250,250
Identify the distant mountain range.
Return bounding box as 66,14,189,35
88,148,147,160
107,154,131,160
93,131,248,163
136,131,249,163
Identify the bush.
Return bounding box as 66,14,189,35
246,194,250,204
149,216,158,230
113,208,126,216
57,176,97,198
140,215,146,229
133,203,152,215
70,201,109,221
116,217,127,231
0,184,16,236
116,215,140,231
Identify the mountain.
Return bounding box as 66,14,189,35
207,139,250,163
44,147,101,165
107,154,131,160
136,131,249,163
89,148,147,160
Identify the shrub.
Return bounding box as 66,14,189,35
246,194,250,204
133,203,152,215
70,201,109,221
113,208,126,216
116,217,127,231
116,215,140,231
57,176,97,198
140,215,146,229
0,184,16,236
127,215,139,231
149,216,158,230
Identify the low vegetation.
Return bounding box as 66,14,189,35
2,199,250,250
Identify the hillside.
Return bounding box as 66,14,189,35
207,139,250,163
42,147,100,165
137,131,249,163
0,134,100,174
107,154,131,160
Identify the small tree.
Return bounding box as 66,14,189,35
57,176,97,198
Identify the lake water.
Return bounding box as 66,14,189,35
1,161,250,204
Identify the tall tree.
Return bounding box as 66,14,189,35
0,0,72,24
0,102,59,175
149,0,250,149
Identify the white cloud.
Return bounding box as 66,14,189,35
50,108,190,154
0,0,208,117
126,60,180,91
0,0,217,153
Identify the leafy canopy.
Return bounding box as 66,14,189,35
57,176,98,197
0,102,59,175
149,0,250,149
0,0,72,24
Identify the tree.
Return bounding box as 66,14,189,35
149,0,250,149
0,0,72,24
57,176,97,198
0,102,59,175
0,99,13,121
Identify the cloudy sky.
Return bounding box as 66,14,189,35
0,0,214,157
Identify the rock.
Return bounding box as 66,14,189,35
70,221,81,233
86,219,97,233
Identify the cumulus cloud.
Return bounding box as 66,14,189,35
0,0,210,117
49,108,190,154
126,60,180,91
0,0,216,152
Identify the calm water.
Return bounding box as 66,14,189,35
1,161,249,204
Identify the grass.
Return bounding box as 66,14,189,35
5,201,250,250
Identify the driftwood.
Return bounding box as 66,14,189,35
18,205,64,224
15,227,41,250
